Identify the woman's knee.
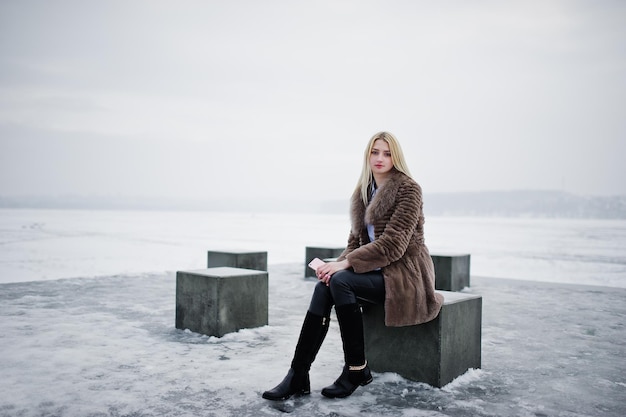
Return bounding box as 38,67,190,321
309,281,333,316
311,281,332,303
329,270,357,304
329,270,352,287
313,280,330,293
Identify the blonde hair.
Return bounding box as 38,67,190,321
356,131,412,205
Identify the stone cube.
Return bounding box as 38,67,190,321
176,267,268,337
362,291,482,387
207,250,268,271
431,253,471,291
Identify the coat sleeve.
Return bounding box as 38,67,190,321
346,182,421,273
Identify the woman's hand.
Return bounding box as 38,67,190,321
316,259,351,286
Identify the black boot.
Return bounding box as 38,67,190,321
321,303,373,399
262,311,330,401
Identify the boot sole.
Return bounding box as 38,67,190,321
262,389,311,401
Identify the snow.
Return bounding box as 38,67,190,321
1,209,625,416
1,209,625,288
1,269,624,416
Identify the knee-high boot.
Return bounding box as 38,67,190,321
321,303,372,398
262,311,330,401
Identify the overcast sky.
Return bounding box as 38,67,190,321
1,0,625,205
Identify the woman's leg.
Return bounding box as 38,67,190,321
322,269,384,398
262,282,333,401
328,269,385,307
308,280,335,317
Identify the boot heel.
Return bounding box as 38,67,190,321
301,376,311,395
359,366,373,386
360,375,373,386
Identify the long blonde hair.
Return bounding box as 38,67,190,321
356,131,412,205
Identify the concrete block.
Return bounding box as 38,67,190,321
431,253,471,291
207,250,268,271
176,267,268,337
304,246,345,277
362,291,482,387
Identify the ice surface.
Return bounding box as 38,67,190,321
1,209,625,288
1,209,625,415
0,265,625,416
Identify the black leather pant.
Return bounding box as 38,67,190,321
308,269,385,317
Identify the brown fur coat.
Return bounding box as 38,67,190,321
337,170,443,327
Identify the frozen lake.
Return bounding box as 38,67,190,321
0,264,624,416
1,209,625,287
0,209,625,416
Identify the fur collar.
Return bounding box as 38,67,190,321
350,169,412,233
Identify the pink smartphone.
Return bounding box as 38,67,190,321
308,257,325,271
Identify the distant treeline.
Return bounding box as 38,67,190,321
1,191,625,219
423,190,626,219
322,190,626,219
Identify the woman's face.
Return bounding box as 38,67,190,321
369,139,394,175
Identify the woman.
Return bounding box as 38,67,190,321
263,131,444,400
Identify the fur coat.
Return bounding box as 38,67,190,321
337,169,444,327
